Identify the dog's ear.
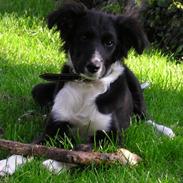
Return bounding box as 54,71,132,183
47,3,87,49
116,16,148,57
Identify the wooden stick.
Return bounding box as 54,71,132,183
0,139,141,166
39,73,81,81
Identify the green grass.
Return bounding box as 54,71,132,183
0,0,183,182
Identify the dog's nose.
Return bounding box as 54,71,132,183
86,62,100,73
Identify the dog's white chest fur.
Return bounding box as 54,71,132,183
52,62,124,135
52,81,111,134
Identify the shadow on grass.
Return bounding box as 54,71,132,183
0,55,53,145
0,0,55,18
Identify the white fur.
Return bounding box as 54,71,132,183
145,120,175,138
52,61,124,136
91,50,103,64
90,50,104,78
83,50,105,79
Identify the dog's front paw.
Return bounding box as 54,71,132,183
116,148,142,166
0,155,27,176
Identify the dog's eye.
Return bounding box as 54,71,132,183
103,40,114,48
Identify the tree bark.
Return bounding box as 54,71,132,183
0,139,141,166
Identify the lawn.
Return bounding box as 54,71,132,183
0,0,183,182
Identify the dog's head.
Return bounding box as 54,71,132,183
47,3,148,79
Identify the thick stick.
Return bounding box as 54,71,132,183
0,139,141,166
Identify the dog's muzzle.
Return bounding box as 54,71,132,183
86,62,101,74
83,51,106,79
83,61,105,80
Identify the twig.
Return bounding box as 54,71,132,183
0,139,141,166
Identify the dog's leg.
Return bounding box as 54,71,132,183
33,116,77,174
125,67,146,120
33,114,73,145
0,119,74,176
41,121,78,174
124,69,175,138
32,82,56,107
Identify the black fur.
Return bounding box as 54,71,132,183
32,3,148,148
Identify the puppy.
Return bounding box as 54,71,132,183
0,3,175,176
32,2,148,148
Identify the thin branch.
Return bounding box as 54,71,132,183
0,139,141,166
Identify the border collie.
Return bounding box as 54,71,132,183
31,2,148,147
0,3,175,176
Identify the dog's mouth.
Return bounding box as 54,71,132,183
69,63,106,81
81,64,106,80
79,73,98,81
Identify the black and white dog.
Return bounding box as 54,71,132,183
32,2,147,147
0,3,175,176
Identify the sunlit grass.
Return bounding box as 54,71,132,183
0,0,183,182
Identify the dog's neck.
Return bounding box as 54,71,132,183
99,61,124,84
